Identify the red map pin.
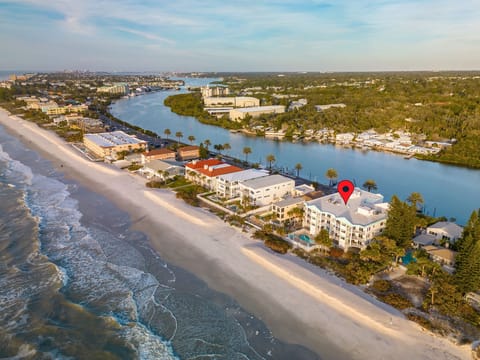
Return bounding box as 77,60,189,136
337,180,355,205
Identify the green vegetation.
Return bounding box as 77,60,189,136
253,230,292,254
384,195,417,248
164,92,242,130
174,185,206,207
177,72,480,168
455,209,480,293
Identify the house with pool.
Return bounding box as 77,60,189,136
303,189,389,250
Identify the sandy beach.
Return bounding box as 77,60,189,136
0,108,471,360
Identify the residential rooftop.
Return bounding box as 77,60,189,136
217,168,269,182
241,174,294,190
186,158,223,170
84,131,146,148
196,163,242,177
305,188,388,226
273,197,304,207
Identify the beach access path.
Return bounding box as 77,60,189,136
0,108,470,360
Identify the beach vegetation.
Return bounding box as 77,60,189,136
174,185,206,207
254,230,292,254
384,195,417,249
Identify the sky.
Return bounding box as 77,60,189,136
1,0,479,72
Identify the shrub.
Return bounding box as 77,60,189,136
372,280,392,293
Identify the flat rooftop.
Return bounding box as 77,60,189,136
306,188,388,226
84,131,146,148
217,168,269,182
241,174,294,190
233,105,285,113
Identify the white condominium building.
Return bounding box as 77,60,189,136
239,174,295,207
304,189,389,250
215,169,269,199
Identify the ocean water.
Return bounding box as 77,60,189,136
0,126,319,359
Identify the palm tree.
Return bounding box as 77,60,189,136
314,229,333,255
362,179,378,192
175,131,183,145
223,143,231,156
164,128,171,140
214,144,224,154
294,163,303,177
243,146,252,163
407,192,424,212
203,139,211,150
325,168,338,187
266,154,276,170
188,135,196,144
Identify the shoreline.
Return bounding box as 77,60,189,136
0,107,471,360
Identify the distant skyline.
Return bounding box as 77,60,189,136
1,0,479,72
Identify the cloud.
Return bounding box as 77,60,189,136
0,0,479,71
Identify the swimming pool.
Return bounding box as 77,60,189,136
299,234,313,244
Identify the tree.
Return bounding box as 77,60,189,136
362,179,378,192
214,144,224,154
266,154,276,170
294,163,303,177
315,229,332,254
455,209,480,293
188,135,196,144
287,206,304,227
325,168,338,187
223,143,231,155
175,131,183,145
199,143,208,159
203,139,211,150
164,128,171,139
383,195,416,249
243,147,252,163
407,192,424,212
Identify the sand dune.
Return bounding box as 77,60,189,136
0,108,470,360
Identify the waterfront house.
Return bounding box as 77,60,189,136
424,245,457,272
185,159,242,190
238,174,295,207
426,221,463,244
141,148,176,163
335,133,355,145
412,233,437,248
142,159,184,180
303,189,389,250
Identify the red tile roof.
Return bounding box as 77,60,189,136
185,159,223,169
197,165,242,177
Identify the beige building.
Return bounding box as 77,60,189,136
229,105,285,121
84,131,147,159
177,145,200,160
45,104,88,116
97,83,129,95
271,197,304,222
201,86,230,98
141,148,176,163
204,96,260,108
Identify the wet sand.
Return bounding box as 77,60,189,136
0,108,470,360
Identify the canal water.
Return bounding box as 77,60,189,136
110,78,480,225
